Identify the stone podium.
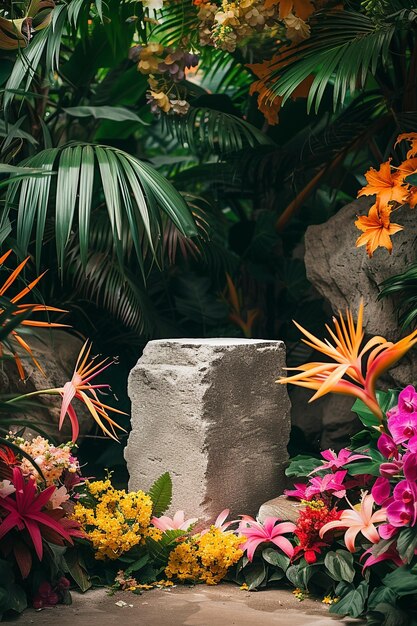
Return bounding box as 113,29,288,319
125,338,291,522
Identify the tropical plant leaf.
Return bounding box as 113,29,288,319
270,11,397,113
147,472,172,516
63,105,148,124
163,107,273,155
5,143,197,274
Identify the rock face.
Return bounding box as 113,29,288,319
258,495,300,524
305,198,417,339
125,338,291,522
6,330,91,442
305,198,417,390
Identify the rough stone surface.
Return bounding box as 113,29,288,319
125,338,291,522
258,495,300,524
6,329,91,442
305,198,417,340
304,197,417,402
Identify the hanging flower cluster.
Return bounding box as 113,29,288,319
130,43,199,115
355,133,417,257
16,436,79,486
196,0,313,52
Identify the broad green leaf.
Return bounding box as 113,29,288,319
125,554,150,576
396,527,417,564
244,561,266,590
64,548,92,592
262,548,290,571
148,472,172,516
324,550,355,583
330,581,368,618
368,586,397,611
285,454,322,477
64,105,148,124
405,173,417,187
383,566,417,597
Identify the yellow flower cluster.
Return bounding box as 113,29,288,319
72,480,153,560
165,527,244,585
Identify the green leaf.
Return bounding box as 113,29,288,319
329,581,368,618
352,390,398,428
285,455,322,477
368,586,397,611
148,472,172,517
125,554,150,576
383,566,417,597
6,143,198,274
7,584,27,614
324,550,355,583
244,561,267,590
262,548,290,571
405,173,417,186
64,548,92,592
63,105,148,125
396,527,417,564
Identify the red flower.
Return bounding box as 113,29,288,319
293,501,341,564
0,444,17,480
0,467,75,565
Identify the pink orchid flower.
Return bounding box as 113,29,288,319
320,494,386,552
239,516,296,561
305,470,347,500
388,413,417,444
284,483,307,500
371,477,391,505
377,433,399,459
309,448,369,474
151,510,198,531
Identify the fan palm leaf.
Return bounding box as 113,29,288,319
3,143,197,275
269,10,398,113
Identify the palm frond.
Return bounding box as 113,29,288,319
270,10,398,113
4,143,197,274
152,0,199,47
378,264,417,329
162,107,273,155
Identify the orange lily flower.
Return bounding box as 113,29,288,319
319,494,386,552
0,250,66,379
357,160,409,206
355,200,403,257
53,341,127,442
395,132,417,159
278,301,417,420
396,158,417,209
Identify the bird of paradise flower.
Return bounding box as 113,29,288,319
8,340,127,443
0,250,66,379
278,301,417,420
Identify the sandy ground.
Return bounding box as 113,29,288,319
16,584,363,626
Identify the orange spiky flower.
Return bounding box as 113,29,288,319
224,274,260,338
0,250,66,379
278,302,417,420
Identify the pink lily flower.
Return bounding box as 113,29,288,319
361,544,404,570
239,516,296,561
305,470,347,500
0,467,74,561
152,510,198,531
309,448,369,474
200,509,238,536
320,494,386,552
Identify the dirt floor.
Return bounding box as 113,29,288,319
16,584,363,626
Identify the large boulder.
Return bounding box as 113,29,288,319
305,199,417,388
125,338,291,522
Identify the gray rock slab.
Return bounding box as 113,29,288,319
125,338,291,522
258,495,300,524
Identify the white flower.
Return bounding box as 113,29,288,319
49,485,70,509
142,0,164,11
0,480,15,498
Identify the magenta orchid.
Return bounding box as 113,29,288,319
305,470,347,500
309,448,369,474
239,516,296,561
